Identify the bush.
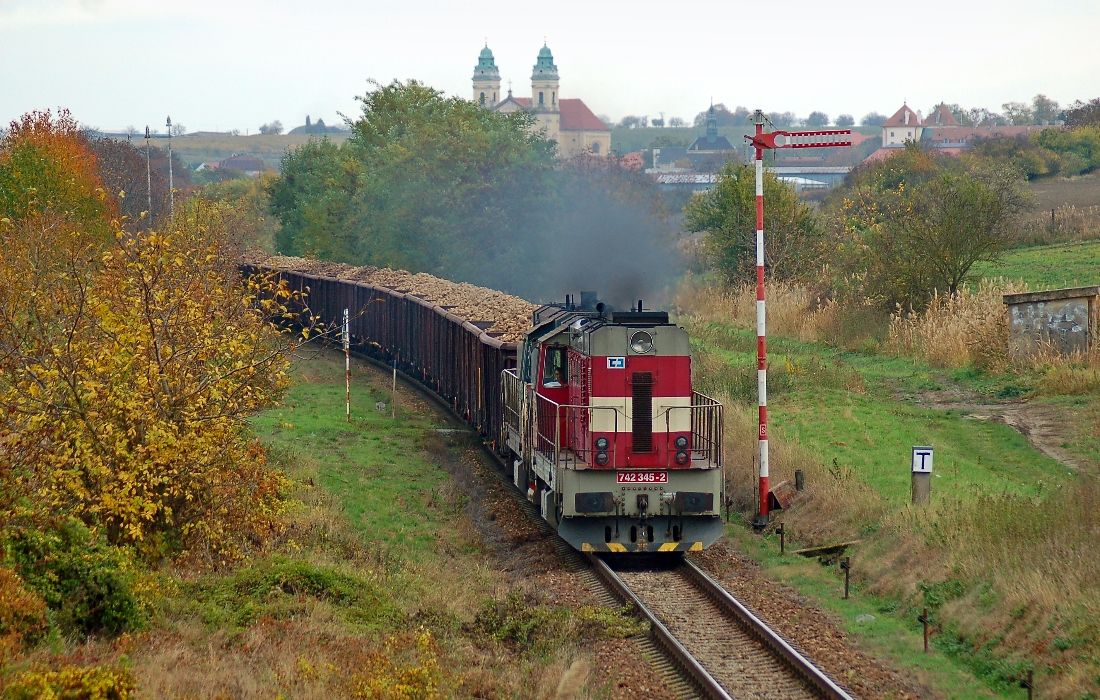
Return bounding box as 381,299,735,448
180,556,398,631
3,519,142,637
3,663,135,700
0,566,47,659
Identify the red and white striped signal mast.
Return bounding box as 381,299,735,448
746,110,851,528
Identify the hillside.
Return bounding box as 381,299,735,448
169,131,350,170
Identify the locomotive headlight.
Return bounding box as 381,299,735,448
674,435,688,449
595,451,610,466
629,330,654,354
675,450,690,466
595,436,610,450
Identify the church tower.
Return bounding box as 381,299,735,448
472,44,501,107
705,103,718,139
530,43,560,142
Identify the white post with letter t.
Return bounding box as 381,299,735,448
911,445,933,505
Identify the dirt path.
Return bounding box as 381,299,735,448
892,377,1095,475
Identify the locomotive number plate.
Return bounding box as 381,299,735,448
616,471,668,484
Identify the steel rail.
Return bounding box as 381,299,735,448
589,554,733,700
679,559,855,700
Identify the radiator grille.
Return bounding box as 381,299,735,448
631,372,653,453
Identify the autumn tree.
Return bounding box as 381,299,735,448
0,110,306,562
0,109,116,240
684,162,823,285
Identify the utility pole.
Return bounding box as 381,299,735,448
165,115,174,220
746,111,851,528
144,125,152,224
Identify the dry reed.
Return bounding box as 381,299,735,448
1017,204,1100,247
885,280,1028,370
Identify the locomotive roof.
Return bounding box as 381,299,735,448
528,304,673,346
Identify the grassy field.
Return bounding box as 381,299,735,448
1026,171,1100,211
691,321,1070,503
974,239,1100,289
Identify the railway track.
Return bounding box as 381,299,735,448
592,555,856,700
352,348,850,699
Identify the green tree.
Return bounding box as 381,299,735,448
344,80,555,278
836,114,855,128
861,112,886,126
1001,101,1033,125
805,111,830,127
1031,94,1060,123
684,163,822,284
267,137,359,258
828,145,1027,306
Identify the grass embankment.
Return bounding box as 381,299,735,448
681,284,1099,699
9,351,639,697
973,239,1100,290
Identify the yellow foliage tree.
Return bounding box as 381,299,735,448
0,199,305,560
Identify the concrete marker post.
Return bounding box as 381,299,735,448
911,446,933,505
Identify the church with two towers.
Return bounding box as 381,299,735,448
472,44,611,159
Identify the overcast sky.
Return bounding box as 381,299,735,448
2,0,1097,133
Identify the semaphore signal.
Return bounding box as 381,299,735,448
746,111,851,527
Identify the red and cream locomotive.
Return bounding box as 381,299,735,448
502,293,724,552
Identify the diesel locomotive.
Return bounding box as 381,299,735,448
502,293,725,553
245,260,724,554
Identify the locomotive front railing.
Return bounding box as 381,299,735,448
659,391,723,467
524,386,723,470
533,393,621,469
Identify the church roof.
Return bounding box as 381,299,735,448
532,43,559,80
505,97,609,132
688,134,736,152
884,104,922,127
473,44,500,80
560,99,608,131
926,103,958,127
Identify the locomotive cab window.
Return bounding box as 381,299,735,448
543,347,567,387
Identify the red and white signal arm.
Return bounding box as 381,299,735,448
911,446,934,473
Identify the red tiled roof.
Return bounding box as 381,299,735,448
884,104,921,127
503,96,607,131
560,99,608,131
861,148,897,164
926,104,958,127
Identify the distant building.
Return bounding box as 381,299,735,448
687,105,737,153
864,101,1056,163
217,155,266,177
472,43,611,159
